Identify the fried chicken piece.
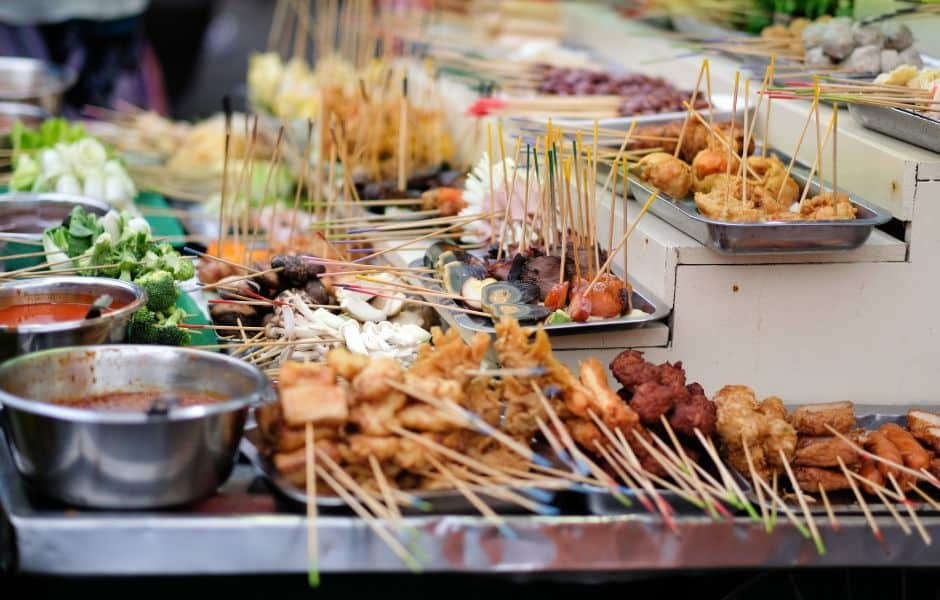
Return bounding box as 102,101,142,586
636,151,693,198
350,356,404,403
397,404,464,432
348,391,405,435
670,392,718,437
793,466,853,492
789,401,856,436
800,192,857,221
501,377,544,440
748,154,799,210
714,385,797,477
566,417,606,452
630,381,679,425
691,146,739,186
609,349,659,388
279,361,349,426
409,328,490,382
347,434,401,464
793,435,860,468
758,396,787,421
579,358,639,432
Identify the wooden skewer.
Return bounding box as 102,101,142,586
837,456,883,544
741,438,771,531
911,485,940,511
778,449,825,555
613,431,679,532
424,452,514,538
888,474,930,545
818,484,839,532
305,422,319,587
582,190,658,295
198,266,283,292
0,236,43,246
871,478,911,536
674,59,707,159
693,429,757,518
314,463,422,572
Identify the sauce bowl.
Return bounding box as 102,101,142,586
0,345,272,508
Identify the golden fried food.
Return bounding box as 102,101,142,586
793,435,860,468
800,192,857,220
747,154,799,211
279,362,349,426
907,410,940,453
793,466,852,492
714,385,797,479
636,151,693,198
788,401,856,436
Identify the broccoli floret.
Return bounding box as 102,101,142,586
154,308,191,346
136,270,178,313
125,306,190,346
126,307,160,343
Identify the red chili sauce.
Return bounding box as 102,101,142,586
0,301,116,326
58,390,228,411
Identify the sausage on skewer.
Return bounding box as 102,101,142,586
879,422,930,470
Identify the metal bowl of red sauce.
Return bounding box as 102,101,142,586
0,345,272,508
0,276,147,362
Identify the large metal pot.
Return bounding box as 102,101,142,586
0,276,146,361
0,57,77,114
0,345,272,508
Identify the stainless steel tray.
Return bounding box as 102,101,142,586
408,259,670,335
848,103,940,154
240,427,548,514
627,157,891,254
6,412,940,575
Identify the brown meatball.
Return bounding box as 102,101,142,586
669,393,718,438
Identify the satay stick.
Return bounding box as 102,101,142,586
615,431,680,533
660,417,732,510
496,135,524,260
530,387,633,504
674,59,707,158
753,474,812,539
216,97,232,257
837,456,883,544
305,423,318,587
779,450,826,555
741,437,771,531
594,439,704,510
825,425,940,487
912,485,940,510
369,454,401,523
769,472,779,529
448,463,556,515
818,484,839,532
424,452,515,539
889,474,931,545
632,429,723,518
486,122,496,245
693,429,758,518
724,72,740,208
871,475,908,537
582,190,658,294
315,463,422,572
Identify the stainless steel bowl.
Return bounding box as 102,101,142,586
0,57,77,114
0,276,146,361
0,345,272,508
0,192,111,239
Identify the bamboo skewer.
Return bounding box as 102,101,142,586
305,422,319,587
778,450,825,554
838,456,883,544
818,484,839,532
889,474,931,546
741,438,770,530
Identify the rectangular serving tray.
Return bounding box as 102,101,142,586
627,155,891,254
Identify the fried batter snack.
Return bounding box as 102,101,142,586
714,385,797,479
279,362,349,426
788,401,856,436
793,465,853,492
793,435,861,468
635,151,693,199
907,410,940,453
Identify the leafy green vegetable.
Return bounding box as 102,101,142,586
39,206,195,346
9,154,39,191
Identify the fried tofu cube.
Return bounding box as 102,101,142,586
788,401,855,436
279,361,348,426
